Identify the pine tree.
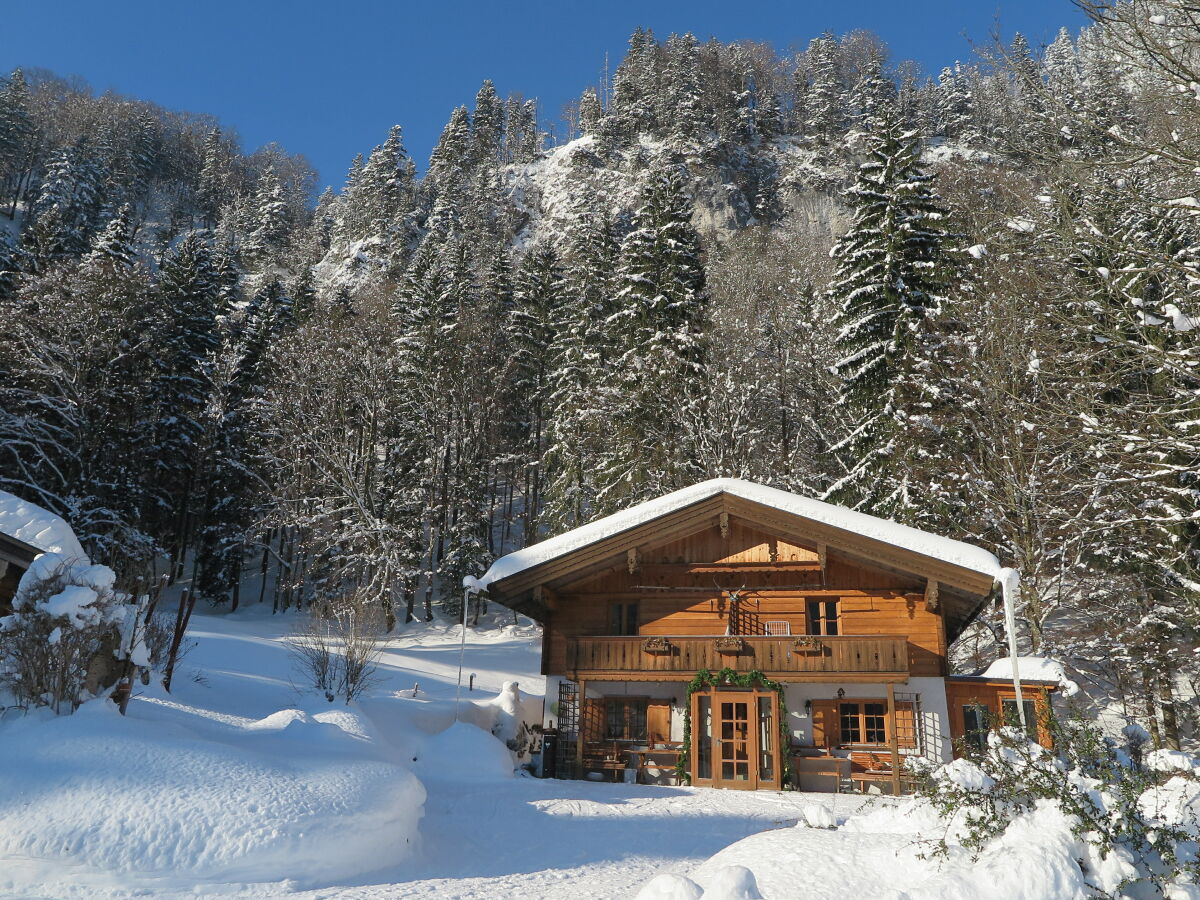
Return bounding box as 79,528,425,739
83,204,137,270
196,128,229,228
544,202,622,529
340,125,413,242
0,68,35,218
825,118,954,520
665,33,705,144
427,106,473,197
578,87,603,134
595,164,708,511
805,35,843,145
472,80,504,164
153,232,221,573
244,165,289,266
508,245,564,542
25,140,107,269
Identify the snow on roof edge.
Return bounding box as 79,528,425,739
0,490,87,562
470,478,1002,593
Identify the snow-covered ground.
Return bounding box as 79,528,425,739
0,605,876,899
2,604,1196,899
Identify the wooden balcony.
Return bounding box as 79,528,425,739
566,635,910,682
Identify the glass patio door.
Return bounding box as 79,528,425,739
713,691,757,790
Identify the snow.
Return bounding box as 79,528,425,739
411,720,515,780
38,584,101,626
473,477,1005,591
1145,749,1200,774
3,604,887,899
0,490,87,561
980,655,1080,696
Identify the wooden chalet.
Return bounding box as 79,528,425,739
474,479,1056,793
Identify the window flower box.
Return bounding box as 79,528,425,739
642,636,673,655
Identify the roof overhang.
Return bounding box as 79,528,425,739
474,479,1002,638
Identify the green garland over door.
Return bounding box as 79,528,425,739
676,667,791,786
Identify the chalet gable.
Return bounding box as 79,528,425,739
473,479,1003,640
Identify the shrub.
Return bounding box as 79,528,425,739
915,719,1200,896
287,592,383,704
0,553,124,713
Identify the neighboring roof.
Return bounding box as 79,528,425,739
947,675,1060,690
0,531,41,568
0,490,87,561
472,477,1003,592
979,656,1079,696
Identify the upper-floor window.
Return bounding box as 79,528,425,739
608,601,639,635
807,599,839,635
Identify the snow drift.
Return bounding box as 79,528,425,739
0,691,425,887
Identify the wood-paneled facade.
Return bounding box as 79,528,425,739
480,482,1055,792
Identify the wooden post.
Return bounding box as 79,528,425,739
575,679,587,778
887,683,902,796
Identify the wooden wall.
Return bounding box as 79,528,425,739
944,678,1055,751
542,516,948,677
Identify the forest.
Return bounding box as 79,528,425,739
0,0,1196,747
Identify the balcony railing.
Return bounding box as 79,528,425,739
566,635,909,679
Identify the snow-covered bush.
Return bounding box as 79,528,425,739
287,593,383,703
0,553,124,713
914,721,1200,896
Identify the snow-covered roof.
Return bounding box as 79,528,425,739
979,656,1079,695
472,478,1003,592
0,490,87,562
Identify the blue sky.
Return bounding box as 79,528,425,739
1,1,1086,190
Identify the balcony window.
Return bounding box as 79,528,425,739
807,599,839,635
608,601,639,636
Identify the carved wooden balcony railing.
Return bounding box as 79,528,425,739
566,635,910,680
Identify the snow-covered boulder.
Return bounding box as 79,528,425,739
411,720,516,780
634,872,704,900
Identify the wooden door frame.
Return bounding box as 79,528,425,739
689,686,782,791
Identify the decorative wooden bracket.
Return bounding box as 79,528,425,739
532,584,558,610
924,579,940,612
817,542,827,572
626,547,640,574
719,511,730,539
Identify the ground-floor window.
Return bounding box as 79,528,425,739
604,697,648,742
839,701,887,745
1001,698,1038,737
962,703,989,752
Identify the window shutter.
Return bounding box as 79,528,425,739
647,701,671,744
811,700,840,748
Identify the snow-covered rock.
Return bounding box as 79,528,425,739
412,720,516,780
1145,748,1200,774
635,872,705,900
